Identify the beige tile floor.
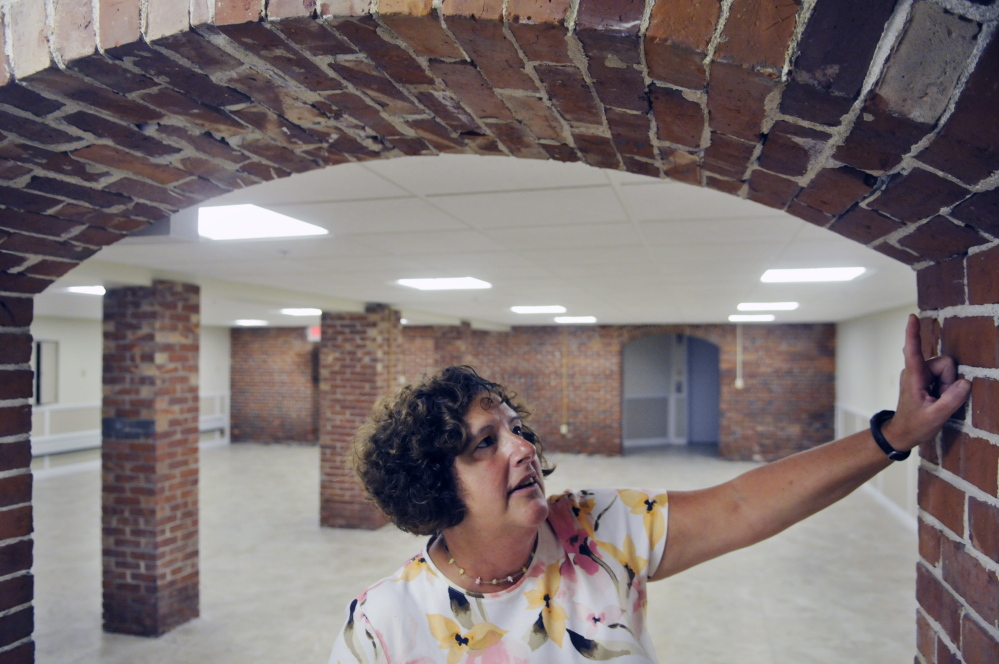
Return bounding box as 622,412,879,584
32,443,918,663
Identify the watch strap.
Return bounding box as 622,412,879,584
870,409,910,461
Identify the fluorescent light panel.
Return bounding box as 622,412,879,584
397,277,492,290
737,302,799,311
729,314,776,322
555,316,597,324
281,308,322,316
66,286,106,295
761,267,865,283
234,319,268,327
511,305,566,314
199,204,328,240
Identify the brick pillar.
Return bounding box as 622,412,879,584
0,295,36,663
319,304,400,529
101,280,200,636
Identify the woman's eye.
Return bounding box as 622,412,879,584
512,425,523,436
476,436,495,450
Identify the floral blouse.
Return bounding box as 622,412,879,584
328,488,669,664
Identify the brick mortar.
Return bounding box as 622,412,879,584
917,546,999,642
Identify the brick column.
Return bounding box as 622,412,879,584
319,304,400,529
102,280,200,636
0,295,35,663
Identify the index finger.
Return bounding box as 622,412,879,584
903,313,926,370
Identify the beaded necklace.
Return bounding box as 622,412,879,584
439,535,536,587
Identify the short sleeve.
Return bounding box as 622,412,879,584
328,597,383,664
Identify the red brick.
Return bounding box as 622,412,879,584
758,121,831,178
0,185,63,214
917,256,966,310
0,641,33,664
872,241,921,266
498,94,563,141
919,316,941,364
0,109,79,145
968,245,999,306
971,378,999,436
239,139,318,174
61,110,181,158
919,36,999,186
707,63,777,142
575,0,643,31
0,297,32,328
218,22,341,92
98,0,140,50
942,317,998,370
834,103,933,174
571,131,621,170
136,88,249,138
703,133,755,180
0,209,82,238
26,68,165,125
332,17,434,86
828,207,905,245
541,142,580,163
645,0,720,89
650,86,703,149
443,17,535,91
962,615,999,664
0,574,32,613
508,22,572,64
155,124,248,164
0,473,31,511
941,428,999,498
0,504,31,543
577,30,648,113
26,175,132,209
379,11,464,59
920,519,942,566
779,80,854,127
714,0,800,74
917,563,962,645
22,259,80,278
871,169,972,224
485,120,545,158
940,535,999,628
0,334,31,364
215,0,263,25
0,142,109,183
916,610,936,663
0,83,64,117
329,59,419,115
266,0,317,18
951,188,999,238
795,166,875,216
969,498,999,565
705,176,742,195
919,468,965,537
534,65,602,126
747,170,799,210
154,30,247,76
899,217,989,262
605,108,654,159
506,0,571,25
0,605,32,650
0,407,31,445
67,53,158,94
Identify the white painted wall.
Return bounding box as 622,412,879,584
200,326,231,395
30,317,103,404
835,305,918,524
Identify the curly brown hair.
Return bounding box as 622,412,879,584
353,365,555,535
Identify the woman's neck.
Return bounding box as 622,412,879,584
433,524,539,592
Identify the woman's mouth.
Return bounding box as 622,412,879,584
509,477,538,494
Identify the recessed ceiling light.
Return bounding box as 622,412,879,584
737,302,799,311
397,277,492,290
555,316,597,324
511,305,567,314
400,318,409,325
199,204,329,240
66,286,106,296
729,314,776,322
761,267,865,283
280,308,322,316
234,319,268,327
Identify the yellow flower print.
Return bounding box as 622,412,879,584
398,554,435,582
598,534,648,578
618,489,668,549
524,562,569,647
427,615,507,664
571,492,598,539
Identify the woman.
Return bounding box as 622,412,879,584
328,315,970,663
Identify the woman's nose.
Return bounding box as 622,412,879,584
510,433,536,464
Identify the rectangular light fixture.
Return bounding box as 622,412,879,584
199,204,329,240
281,308,322,316
737,302,799,311
729,314,776,322
66,286,106,296
397,277,492,290
761,267,865,282
234,319,269,326
555,316,597,324
511,305,567,314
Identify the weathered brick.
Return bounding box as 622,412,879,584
61,111,181,158
98,0,141,50
227,105,319,145
444,17,536,91
540,142,580,163
0,185,63,214
645,0,720,89
485,120,546,158
145,0,189,40
578,30,648,113
408,118,467,153
661,149,701,185
968,245,999,306
26,68,165,125
103,177,196,210
605,108,654,159
941,536,999,627
507,0,571,25
71,145,188,185
215,0,264,25
714,0,800,74
534,65,602,126
705,176,742,195
571,131,620,169
942,316,998,370
969,498,999,566
153,30,245,76
67,54,159,94
919,316,941,362
828,207,905,245
919,518,942,566
758,122,830,178
329,60,419,115
795,166,874,216
899,216,988,262
378,9,464,59
575,0,644,31
835,102,934,174
0,573,32,613
918,35,999,185
916,610,936,663
917,256,966,310
0,473,31,510
963,615,999,664
497,94,563,141
919,467,965,537
332,17,434,86
508,22,572,64
0,333,31,364
872,240,920,266
941,427,999,498
650,86,703,149
429,61,515,122
703,133,754,179
26,176,131,209
950,188,999,238
0,605,33,650
238,139,317,174
155,124,248,164
0,109,79,146
779,81,855,127
0,142,109,183
917,563,962,644
218,22,342,92
971,378,999,436
0,83,64,117
22,258,80,278
871,168,971,223
266,0,317,19
7,0,50,78
706,63,777,142
747,170,799,210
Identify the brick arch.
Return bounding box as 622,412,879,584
1,0,997,662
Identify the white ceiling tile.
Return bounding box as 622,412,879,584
430,186,627,229
268,197,466,235
351,229,501,256
204,162,409,205
640,217,803,245
621,180,783,221
482,222,642,250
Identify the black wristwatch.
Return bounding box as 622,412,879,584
870,410,910,461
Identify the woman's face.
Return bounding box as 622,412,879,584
451,395,549,535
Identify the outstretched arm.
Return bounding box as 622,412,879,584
652,314,971,580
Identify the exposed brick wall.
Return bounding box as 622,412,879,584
318,304,399,529
101,280,200,636
0,295,35,663
230,326,318,444
0,0,994,660
400,323,835,461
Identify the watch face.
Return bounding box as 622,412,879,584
888,449,910,461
